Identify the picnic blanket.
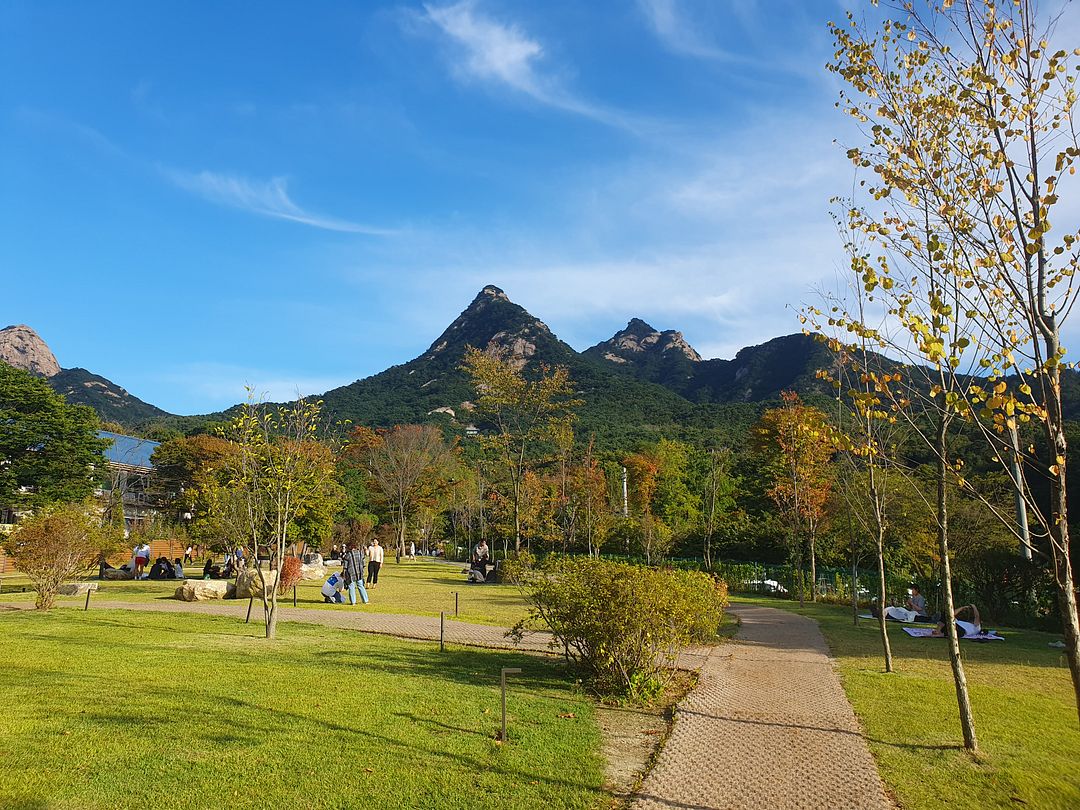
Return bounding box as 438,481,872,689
902,626,1004,641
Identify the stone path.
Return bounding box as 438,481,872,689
632,604,892,810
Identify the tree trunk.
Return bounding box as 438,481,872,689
852,552,858,627
875,528,893,673
1041,359,1080,724
937,415,977,753
809,534,817,602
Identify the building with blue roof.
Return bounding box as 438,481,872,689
97,430,165,532
98,431,159,471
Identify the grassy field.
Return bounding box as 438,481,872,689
0,558,531,627
0,607,604,810
733,595,1080,810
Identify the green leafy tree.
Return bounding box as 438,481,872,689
224,394,341,639
462,347,580,553
0,364,107,509
753,392,836,605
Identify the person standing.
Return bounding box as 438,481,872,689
367,538,383,587
408,540,416,561
183,545,194,565
133,541,151,580
341,542,368,605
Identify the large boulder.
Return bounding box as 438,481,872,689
102,567,133,580
58,582,99,596
300,554,326,581
234,567,278,599
174,579,235,601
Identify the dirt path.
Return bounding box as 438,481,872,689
631,604,892,810
0,597,557,652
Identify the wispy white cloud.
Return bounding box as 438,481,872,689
163,169,398,235
637,0,745,62
417,1,641,131
155,362,351,406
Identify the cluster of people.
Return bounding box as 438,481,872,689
148,557,184,580
201,548,245,580
320,538,385,605
873,587,985,637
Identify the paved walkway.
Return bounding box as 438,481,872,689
632,605,892,810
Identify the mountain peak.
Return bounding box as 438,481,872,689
0,324,61,377
587,319,702,365
624,317,658,335
473,284,509,304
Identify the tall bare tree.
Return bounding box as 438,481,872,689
828,0,1080,728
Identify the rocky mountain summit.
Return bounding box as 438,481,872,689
2,287,841,438
0,323,168,425
588,318,702,365
0,324,61,377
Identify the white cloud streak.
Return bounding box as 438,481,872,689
164,169,398,236
419,1,642,131
155,362,351,405
637,0,746,62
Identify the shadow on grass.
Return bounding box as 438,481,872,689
314,645,573,692
214,694,601,796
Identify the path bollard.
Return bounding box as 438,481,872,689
293,585,297,607
245,596,254,624
440,611,445,652
454,591,459,617
84,589,91,611
500,667,522,742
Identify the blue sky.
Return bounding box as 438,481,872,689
3,0,868,414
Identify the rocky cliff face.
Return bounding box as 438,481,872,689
587,318,702,365
0,324,61,377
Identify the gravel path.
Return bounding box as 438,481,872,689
0,596,558,653
631,604,892,810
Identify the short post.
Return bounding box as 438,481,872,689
454,591,459,617
293,585,297,608
440,611,445,652
245,596,254,624
84,589,91,611
500,667,522,742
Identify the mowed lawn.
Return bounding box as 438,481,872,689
0,608,604,810
0,557,530,628
734,596,1080,810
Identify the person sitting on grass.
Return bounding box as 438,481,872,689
202,558,221,579
148,557,172,580
932,604,982,638
905,586,934,621
172,558,184,579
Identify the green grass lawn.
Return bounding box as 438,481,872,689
0,558,531,628
0,607,604,810
733,595,1080,810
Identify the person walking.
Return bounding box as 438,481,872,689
366,538,383,587
341,542,368,605
183,545,194,565
408,540,416,561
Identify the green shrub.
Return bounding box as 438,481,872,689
506,555,728,701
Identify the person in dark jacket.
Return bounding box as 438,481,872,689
341,542,368,605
